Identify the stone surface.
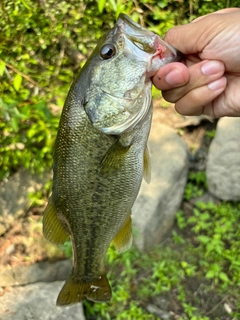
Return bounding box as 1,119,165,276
0,281,85,320
132,122,189,252
0,260,71,287
174,114,213,128
146,304,173,320
206,117,240,201
0,169,51,235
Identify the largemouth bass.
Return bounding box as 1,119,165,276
43,14,182,306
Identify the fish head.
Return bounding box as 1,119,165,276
81,14,182,135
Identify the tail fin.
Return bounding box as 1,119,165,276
56,273,112,306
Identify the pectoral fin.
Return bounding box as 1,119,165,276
100,139,131,174
112,213,132,254
42,196,68,244
143,145,151,184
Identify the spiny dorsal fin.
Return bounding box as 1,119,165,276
42,196,68,244
112,213,132,254
100,139,131,174
57,272,111,305
143,145,151,184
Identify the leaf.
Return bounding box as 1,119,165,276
11,117,19,132
0,60,5,76
205,270,215,279
98,0,106,13
219,272,230,283
20,0,31,10
197,235,210,244
13,74,22,91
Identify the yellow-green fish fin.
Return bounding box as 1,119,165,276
143,145,151,184
100,139,131,173
56,273,111,305
42,197,68,244
112,213,132,254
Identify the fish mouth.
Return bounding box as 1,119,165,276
117,13,183,72
90,15,183,136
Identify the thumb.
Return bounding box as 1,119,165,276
152,62,189,90
164,15,220,54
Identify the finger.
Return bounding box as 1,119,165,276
192,8,240,23
163,14,226,54
162,60,225,103
203,75,240,117
174,77,227,116
152,62,189,91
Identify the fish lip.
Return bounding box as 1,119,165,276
117,13,149,33
117,13,183,67
92,15,184,135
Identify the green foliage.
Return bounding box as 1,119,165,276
0,98,59,179
184,171,207,201
1,0,239,179
205,129,216,139
188,201,240,288
1,2,240,316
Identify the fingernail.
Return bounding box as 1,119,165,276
208,78,226,91
201,61,223,76
165,68,185,86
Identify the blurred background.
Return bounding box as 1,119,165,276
0,1,240,319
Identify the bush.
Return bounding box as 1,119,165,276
1,0,239,179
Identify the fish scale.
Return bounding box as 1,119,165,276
42,13,182,305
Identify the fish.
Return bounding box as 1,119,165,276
42,13,182,306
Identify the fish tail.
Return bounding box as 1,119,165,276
56,273,112,305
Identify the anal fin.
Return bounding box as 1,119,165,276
112,213,132,254
42,196,68,244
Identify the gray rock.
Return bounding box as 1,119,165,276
146,304,173,320
0,260,71,287
206,117,240,201
174,114,213,128
132,122,189,252
0,281,85,320
0,169,51,235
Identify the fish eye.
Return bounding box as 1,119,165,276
100,44,116,60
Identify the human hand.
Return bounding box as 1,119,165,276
153,8,240,118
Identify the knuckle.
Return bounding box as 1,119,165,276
162,88,183,103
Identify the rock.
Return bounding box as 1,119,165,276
189,192,220,207
132,122,189,252
174,114,213,128
0,169,51,235
0,260,71,287
146,304,174,320
0,281,85,320
206,117,240,201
